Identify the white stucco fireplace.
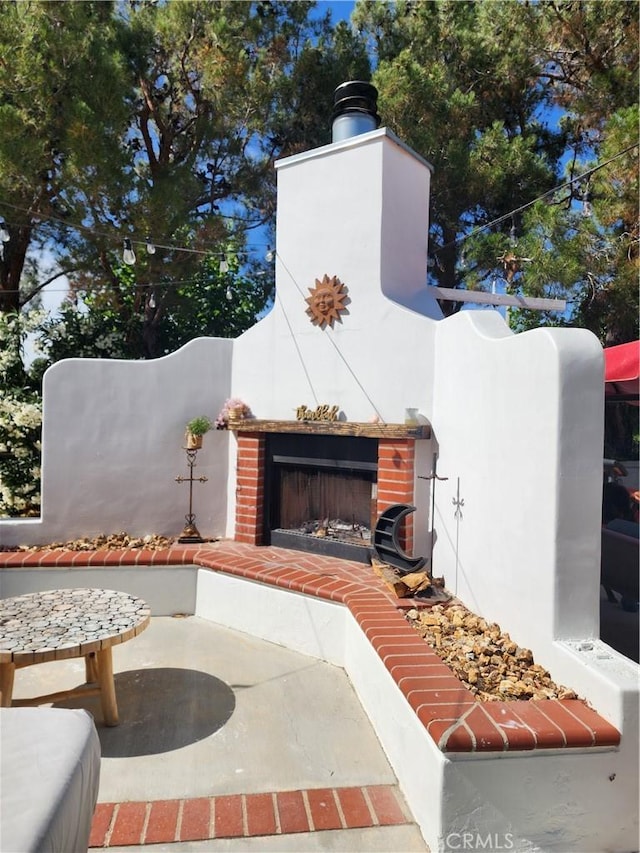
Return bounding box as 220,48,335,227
1,82,638,853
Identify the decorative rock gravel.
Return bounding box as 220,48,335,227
6,532,177,552
405,602,579,702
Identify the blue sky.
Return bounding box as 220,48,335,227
318,1,356,24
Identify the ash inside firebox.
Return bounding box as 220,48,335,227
285,518,372,547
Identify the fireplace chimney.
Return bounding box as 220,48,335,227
331,81,380,143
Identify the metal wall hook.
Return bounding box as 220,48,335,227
418,453,448,575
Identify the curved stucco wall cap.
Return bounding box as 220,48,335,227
437,306,513,341
43,335,232,380
435,307,604,382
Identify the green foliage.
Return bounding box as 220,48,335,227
0,0,370,357
0,0,129,313
186,416,212,436
354,0,639,338
0,311,42,516
32,250,274,363
354,0,562,295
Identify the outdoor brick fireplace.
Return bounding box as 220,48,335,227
231,420,430,562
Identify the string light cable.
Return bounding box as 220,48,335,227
0,268,274,297
0,143,635,268
432,141,639,259
0,143,635,303
0,199,274,264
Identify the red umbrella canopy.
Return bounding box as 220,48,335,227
604,341,640,402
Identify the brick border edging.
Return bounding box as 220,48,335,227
0,544,621,753
89,784,411,848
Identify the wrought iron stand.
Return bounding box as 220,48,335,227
175,448,208,543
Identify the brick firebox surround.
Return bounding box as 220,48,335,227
233,425,420,554
0,541,620,755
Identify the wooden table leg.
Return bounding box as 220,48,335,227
0,662,15,707
95,647,119,726
85,652,99,684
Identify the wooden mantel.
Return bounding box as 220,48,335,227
227,419,431,439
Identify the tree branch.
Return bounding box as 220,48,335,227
20,267,80,308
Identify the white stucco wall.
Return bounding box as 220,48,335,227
430,312,611,683
0,337,234,547
227,128,442,542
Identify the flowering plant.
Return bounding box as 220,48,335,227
215,397,251,429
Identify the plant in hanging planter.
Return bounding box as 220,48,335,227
184,415,212,448
215,398,252,429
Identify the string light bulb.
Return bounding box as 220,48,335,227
0,219,9,243
509,221,517,246
220,257,229,274
265,248,274,263
581,186,593,218
146,237,156,255
123,238,136,265
226,286,233,301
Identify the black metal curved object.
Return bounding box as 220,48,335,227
373,504,427,574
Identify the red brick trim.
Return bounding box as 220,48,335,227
0,543,621,755
89,785,410,847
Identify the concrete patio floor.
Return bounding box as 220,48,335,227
10,614,429,852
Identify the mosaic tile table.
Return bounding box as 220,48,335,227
0,588,150,726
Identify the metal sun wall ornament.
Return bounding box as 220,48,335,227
305,274,348,328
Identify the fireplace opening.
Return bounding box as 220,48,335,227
264,433,377,562
276,465,376,542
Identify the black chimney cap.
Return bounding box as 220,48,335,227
332,81,380,125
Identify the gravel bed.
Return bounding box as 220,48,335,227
406,602,579,702
3,533,177,552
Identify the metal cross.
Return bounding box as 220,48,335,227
175,448,208,543
452,478,464,520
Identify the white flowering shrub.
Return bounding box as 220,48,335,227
0,311,43,516
35,304,133,362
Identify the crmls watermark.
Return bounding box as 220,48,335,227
444,832,515,850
